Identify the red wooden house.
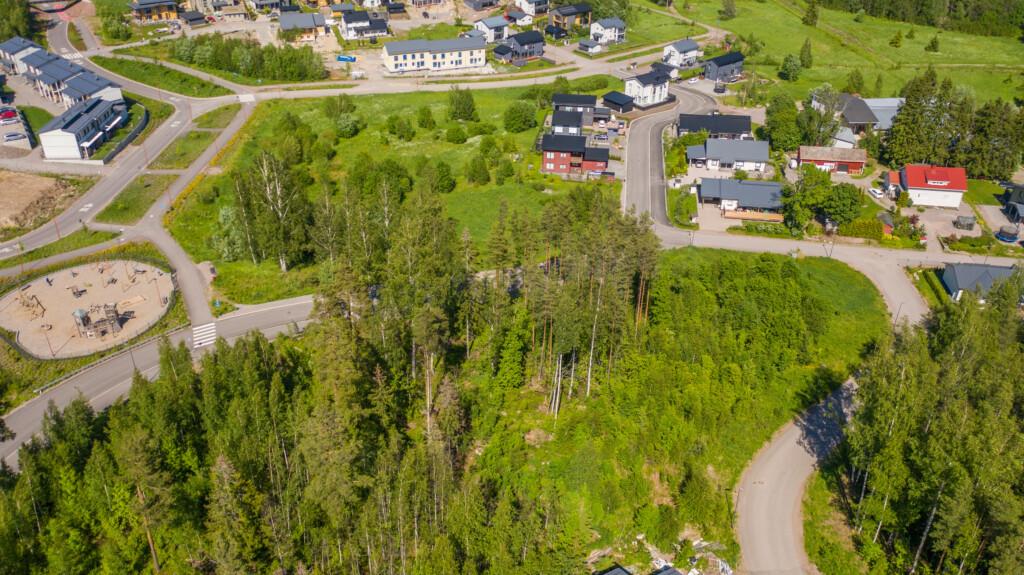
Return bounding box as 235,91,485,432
541,134,608,175
798,146,868,175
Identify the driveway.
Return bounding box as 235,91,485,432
975,204,1013,232
909,204,982,244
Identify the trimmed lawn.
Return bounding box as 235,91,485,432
91,56,233,97
167,76,623,304
0,229,119,270
907,266,949,309
681,0,1024,102
194,104,241,129
91,101,147,161
19,106,53,135
126,91,174,145
96,174,178,224
403,22,472,41
964,179,1004,206
151,130,220,169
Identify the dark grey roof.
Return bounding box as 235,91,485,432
669,38,698,53
366,18,388,31
708,51,743,66
595,17,625,29
551,2,590,15
579,39,599,48
0,36,42,56
631,70,669,86
678,112,751,135
181,10,207,23
594,565,633,575
22,50,58,69
131,0,177,7
942,263,1016,297
478,16,509,28
839,94,878,125
552,110,582,127
541,133,586,153
385,37,485,55
509,30,543,45
279,13,325,31
507,9,527,19
493,44,512,56
343,10,370,23
545,25,567,37
40,97,119,135
583,146,608,162
331,2,354,10
602,90,632,106
552,93,596,107
64,71,118,96
700,178,783,210
694,139,769,163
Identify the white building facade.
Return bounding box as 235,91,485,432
383,38,487,73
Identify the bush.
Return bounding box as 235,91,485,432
467,122,496,137
466,154,490,184
925,36,939,52
838,218,883,240
503,101,538,133
446,125,467,144
779,54,802,81
417,106,436,129
323,94,356,119
336,114,365,138
448,86,478,121
386,114,415,141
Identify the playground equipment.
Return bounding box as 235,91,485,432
72,304,123,339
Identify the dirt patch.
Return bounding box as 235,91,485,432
0,171,92,237
646,463,676,506
524,428,552,446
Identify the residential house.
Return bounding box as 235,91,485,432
601,90,633,113
832,126,856,149
941,263,1017,302
686,139,769,172
578,39,601,54
130,0,179,22
624,70,670,108
279,12,326,42
594,566,633,575
1004,187,1024,223
474,16,510,43
330,2,355,15
662,38,700,68
544,24,568,39
516,0,547,16
898,164,967,208
798,146,868,174
385,2,406,16
494,30,544,64
540,134,608,175
590,17,625,45
699,178,784,212
551,110,583,135
38,97,128,160
650,61,678,80
548,3,591,30
408,0,442,7
383,37,487,73
837,94,904,133
506,9,532,26
0,36,43,75
552,93,598,123
341,11,389,40
248,0,286,11
20,49,122,108
677,112,752,140
703,51,743,82
464,0,498,9
221,4,249,19
181,10,209,26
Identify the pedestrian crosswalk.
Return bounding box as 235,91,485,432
192,322,217,349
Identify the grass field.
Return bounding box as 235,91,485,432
0,242,188,410
964,179,1005,206
91,56,233,98
194,104,241,129
0,229,119,271
19,107,53,135
124,91,174,145
166,76,623,304
150,130,220,169
591,7,705,56
96,174,178,225
681,0,1024,101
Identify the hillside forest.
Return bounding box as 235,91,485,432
818,0,1024,37
0,168,890,573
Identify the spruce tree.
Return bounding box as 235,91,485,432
799,38,813,68
802,0,818,26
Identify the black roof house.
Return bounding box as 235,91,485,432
541,133,586,153
677,112,751,137
552,93,597,108
708,51,744,67
552,109,583,128
594,565,633,575
602,90,633,112
632,70,669,86
509,29,544,46
941,263,1017,300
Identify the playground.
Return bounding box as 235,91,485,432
0,260,175,359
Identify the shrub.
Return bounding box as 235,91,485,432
446,125,468,144
467,122,496,137
448,86,478,121
335,114,365,138
925,36,939,52
466,154,490,184
779,54,802,81
838,218,883,240
386,114,415,141
417,106,436,129
503,101,538,133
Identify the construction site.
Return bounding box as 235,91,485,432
0,260,175,359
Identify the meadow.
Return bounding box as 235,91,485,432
91,56,233,98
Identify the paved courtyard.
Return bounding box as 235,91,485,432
0,260,175,359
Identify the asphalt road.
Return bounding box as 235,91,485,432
0,295,314,470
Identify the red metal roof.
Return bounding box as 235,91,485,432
902,164,967,192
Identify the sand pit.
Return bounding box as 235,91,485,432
0,260,175,359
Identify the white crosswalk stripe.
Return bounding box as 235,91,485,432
192,323,217,349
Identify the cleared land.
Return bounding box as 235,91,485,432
0,171,96,241
682,0,1024,101
95,174,178,224
91,56,233,98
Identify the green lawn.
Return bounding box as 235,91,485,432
403,22,472,41
907,266,949,309
594,7,706,56
0,229,119,270
67,23,86,51
19,107,53,135
681,0,1024,101
194,104,241,129
91,56,233,98
95,174,178,225
90,101,147,161
150,130,220,169
964,179,1005,206
166,76,623,304
125,91,174,146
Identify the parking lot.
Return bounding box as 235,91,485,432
0,104,33,152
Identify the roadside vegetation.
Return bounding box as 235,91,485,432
125,91,174,145
95,174,178,224
194,103,241,129
150,130,220,169
906,266,948,309
165,75,621,304
0,228,119,271
0,242,188,410
803,465,869,574
91,56,233,98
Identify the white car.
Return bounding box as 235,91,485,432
3,132,27,142
688,76,699,84
868,187,884,199
0,117,20,126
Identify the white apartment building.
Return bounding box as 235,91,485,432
383,38,487,73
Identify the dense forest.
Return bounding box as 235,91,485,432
841,273,1024,573
818,0,1024,37
0,0,32,44
0,156,888,573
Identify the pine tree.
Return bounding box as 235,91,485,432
799,38,813,68
889,31,902,47
873,73,884,97
779,54,802,81
718,0,736,20
925,35,940,52
802,0,819,26
844,69,864,94
447,86,478,121
206,455,270,574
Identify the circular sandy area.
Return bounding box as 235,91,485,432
0,260,175,359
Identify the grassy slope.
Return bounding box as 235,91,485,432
804,469,869,574
194,104,241,129
125,91,174,146
91,56,232,98
682,0,1024,101
19,107,53,135
150,130,219,169
113,42,301,87
95,174,178,224
0,229,119,270
167,78,622,304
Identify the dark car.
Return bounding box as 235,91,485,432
713,83,726,94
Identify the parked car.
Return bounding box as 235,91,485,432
868,187,883,199
3,132,27,142
0,110,17,119
337,54,357,62
687,76,699,84
0,117,20,126
713,83,726,94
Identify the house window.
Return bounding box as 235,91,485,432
545,162,554,170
